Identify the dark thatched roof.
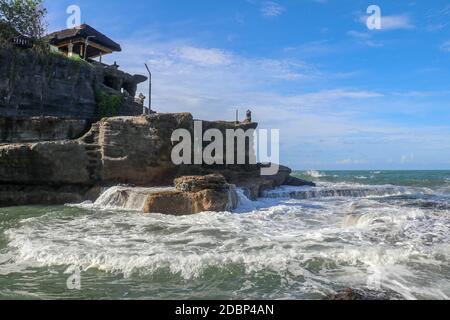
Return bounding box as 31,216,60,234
46,24,121,52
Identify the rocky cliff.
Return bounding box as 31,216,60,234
0,117,90,143
0,113,304,207
0,45,146,119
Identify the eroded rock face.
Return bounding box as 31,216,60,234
174,174,228,193
0,141,91,185
0,45,145,119
0,117,90,143
0,113,310,207
0,45,97,119
237,165,292,200
143,181,238,215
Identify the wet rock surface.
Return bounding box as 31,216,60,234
285,176,316,187
144,175,238,215
174,174,228,193
327,288,404,300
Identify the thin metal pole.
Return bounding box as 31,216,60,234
145,63,152,115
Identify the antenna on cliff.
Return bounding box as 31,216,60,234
144,63,152,115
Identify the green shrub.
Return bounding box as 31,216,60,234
0,0,48,50
96,91,123,118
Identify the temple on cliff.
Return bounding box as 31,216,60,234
46,24,121,62
0,24,150,119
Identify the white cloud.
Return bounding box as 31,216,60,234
347,30,370,39
261,1,285,18
101,35,450,169
360,14,414,31
176,47,233,66
347,30,384,47
382,15,415,30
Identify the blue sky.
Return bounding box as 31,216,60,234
45,0,450,170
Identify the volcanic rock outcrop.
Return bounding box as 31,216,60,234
0,113,313,208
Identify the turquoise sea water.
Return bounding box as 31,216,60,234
0,170,449,300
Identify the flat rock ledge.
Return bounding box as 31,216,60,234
143,174,238,215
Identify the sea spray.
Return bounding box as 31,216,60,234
263,185,406,200
92,186,174,211
1,171,450,300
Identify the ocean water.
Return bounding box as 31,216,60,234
0,170,449,300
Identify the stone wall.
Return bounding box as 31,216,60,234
0,45,146,119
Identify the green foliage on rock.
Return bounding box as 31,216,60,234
49,50,89,67
96,91,123,118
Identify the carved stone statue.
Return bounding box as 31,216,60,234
245,110,252,123
135,93,146,105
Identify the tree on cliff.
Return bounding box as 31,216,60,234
0,0,47,44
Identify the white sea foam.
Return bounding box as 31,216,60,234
262,184,407,200
2,182,450,299
305,170,326,178
71,186,175,211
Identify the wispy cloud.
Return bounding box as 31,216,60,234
261,1,285,18
337,159,368,165
102,35,450,168
425,5,450,31
381,15,415,30
176,47,232,66
359,14,415,31
441,41,450,52
347,30,384,47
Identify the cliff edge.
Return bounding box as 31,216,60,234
0,114,313,208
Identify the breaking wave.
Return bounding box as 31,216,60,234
73,186,175,211
305,170,327,178
1,173,450,299
262,184,408,200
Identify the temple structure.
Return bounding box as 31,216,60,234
1,24,149,119
46,24,121,62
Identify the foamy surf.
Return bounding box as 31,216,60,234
69,186,175,211
262,184,408,200
1,171,450,300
